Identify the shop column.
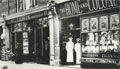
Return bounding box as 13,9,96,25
49,15,60,66
48,6,60,66
53,16,60,66
49,14,55,66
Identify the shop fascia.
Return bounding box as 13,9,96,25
56,0,119,17
7,10,48,24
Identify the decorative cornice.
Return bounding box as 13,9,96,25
5,5,49,20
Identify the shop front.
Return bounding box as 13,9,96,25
5,9,50,64
60,17,80,65
55,0,120,67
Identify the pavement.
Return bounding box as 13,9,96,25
0,60,119,69
0,61,80,69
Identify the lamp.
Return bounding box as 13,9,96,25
69,23,74,30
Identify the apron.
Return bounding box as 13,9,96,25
66,42,74,62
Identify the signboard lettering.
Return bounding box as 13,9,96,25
87,0,117,11
56,0,119,18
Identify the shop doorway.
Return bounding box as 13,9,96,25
11,22,35,62
36,27,49,64
60,17,80,65
11,32,23,54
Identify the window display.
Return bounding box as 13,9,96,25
110,14,119,30
81,18,89,32
100,16,108,31
81,14,119,59
90,17,98,32
82,32,99,53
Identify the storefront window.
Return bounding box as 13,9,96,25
81,14,120,59
11,21,34,54
99,31,119,53
82,32,99,53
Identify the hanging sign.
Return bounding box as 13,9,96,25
81,18,89,32
90,17,98,32
100,16,108,31
110,14,120,30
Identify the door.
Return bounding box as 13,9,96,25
43,27,49,64
36,28,43,63
36,27,50,64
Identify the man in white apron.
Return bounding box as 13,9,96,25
66,37,74,64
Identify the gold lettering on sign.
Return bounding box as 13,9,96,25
70,1,81,14
65,3,71,16
87,0,93,11
64,1,82,16
87,0,117,11
108,0,114,7
113,0,117,6
92,0,97,10
58,0,118,17
72,1,78,14
96,0,102,10
101,0,107,8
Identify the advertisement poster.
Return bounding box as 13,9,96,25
110,14,119,30
90,17,98,32
23,39,29,54
23,32,29,54
23,32,28,38
100,16,108,31
23,47,29,54
82,18,89,32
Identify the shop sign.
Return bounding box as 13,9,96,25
81,18,89,32
56,0,119,18
100,16,108,31
82,53,119,58
90,17,98,32
100,53,119,58
7,10,48,24
110,14,120,30
82,53,99,58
